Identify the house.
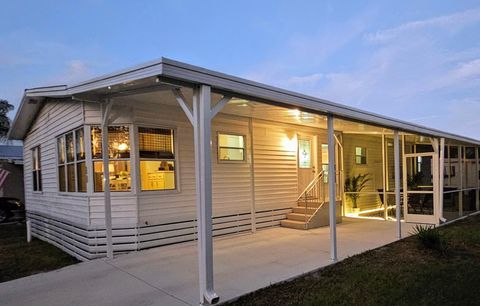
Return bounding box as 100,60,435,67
0,143,24,202
8,58,480,305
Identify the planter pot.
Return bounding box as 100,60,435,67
352,207,360,214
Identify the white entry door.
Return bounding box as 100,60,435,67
298,134,317,195
403,152,438,224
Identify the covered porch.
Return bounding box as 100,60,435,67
0,218,416,306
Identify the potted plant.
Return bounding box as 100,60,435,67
344,173,371,213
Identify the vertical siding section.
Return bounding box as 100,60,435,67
82,102,138,228
252,121,298,212
23,100,89,224
343,134,384,211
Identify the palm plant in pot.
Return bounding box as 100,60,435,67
344,173,371,213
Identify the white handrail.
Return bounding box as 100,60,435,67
297,171,324,202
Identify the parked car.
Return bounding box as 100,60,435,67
0,197,25,223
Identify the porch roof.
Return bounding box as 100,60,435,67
8,57,480,145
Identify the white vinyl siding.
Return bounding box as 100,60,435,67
23,100,89,225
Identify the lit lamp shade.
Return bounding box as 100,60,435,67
108,164,115,173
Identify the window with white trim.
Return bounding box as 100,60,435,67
218,133,245,161
138,127,176,191
32,146,42,191
57,127,86,192
355,146,367,165
91,126,131,192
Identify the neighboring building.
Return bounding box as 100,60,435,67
7,57,480,304
0,144,24,202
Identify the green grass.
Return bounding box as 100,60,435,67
0,222,79,283
226,214,480,306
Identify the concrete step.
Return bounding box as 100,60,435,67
287,213,312,222
280,219,307,230
297,201,323,208
292,207,317,214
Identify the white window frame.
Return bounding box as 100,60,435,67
56,126,87,194
31,145,42,192
137,125,179,193
91,124,133,193
355,146,367,165
217,132,246,163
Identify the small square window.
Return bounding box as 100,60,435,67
218,133,245,161
355,147,367,165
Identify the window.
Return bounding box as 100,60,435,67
298,139,312,168
32,146,42,191
449,146,458,159
218,133,245,161
57,127,86,192
355,147,367,165
465,147,475,159
139,127,176,191
91,126,131,192
321,144,329,183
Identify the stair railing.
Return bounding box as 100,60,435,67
297,171,325,226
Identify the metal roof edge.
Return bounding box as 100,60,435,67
160,57,480,145
7,56,480,145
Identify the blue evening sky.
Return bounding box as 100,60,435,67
1,1,480,138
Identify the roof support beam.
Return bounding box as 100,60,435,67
101,99,113,259
327,114,337,261
172,88,194,126
210,95,231,119
192,85,218,305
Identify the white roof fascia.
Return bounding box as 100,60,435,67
160,57,480,145
8,57,480,145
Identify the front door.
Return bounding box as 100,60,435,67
403,152,438,224
298,134,317,195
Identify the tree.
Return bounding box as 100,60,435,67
0,99,14,141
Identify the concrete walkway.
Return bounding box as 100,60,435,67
0,218,415,306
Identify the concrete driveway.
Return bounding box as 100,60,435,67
0,218,415,306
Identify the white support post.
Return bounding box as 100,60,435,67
394,131,401,239
193,85,219,305
382,134,388,220
459,145,463,216
26,220,31,243
101,100,113,259
476,146,479,211
327,115,337,261
248,118,256,233
439,138,445,222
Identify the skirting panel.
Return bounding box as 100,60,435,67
27,207,290,261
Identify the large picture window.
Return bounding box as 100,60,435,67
91,126,131,192
32,146,42,191
139,127,176,191
218,133,245,161
57,127,86,192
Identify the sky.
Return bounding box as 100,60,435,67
1,1,480,138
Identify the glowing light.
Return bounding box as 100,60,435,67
282,134,297,152
118,143,129,151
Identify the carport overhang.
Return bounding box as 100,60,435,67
8,57,480,305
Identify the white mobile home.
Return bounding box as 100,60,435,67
8,58,480,305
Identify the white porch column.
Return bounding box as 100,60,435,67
459,145,463,216
193,85,218,305
382,134,387,219
476,146,479,211
101,100,113,259
327,114,337,261
394,131,401,239
439,138,445,222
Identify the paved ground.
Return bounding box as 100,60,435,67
0,218,415,306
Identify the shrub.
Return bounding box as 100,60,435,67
411,224,447,252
